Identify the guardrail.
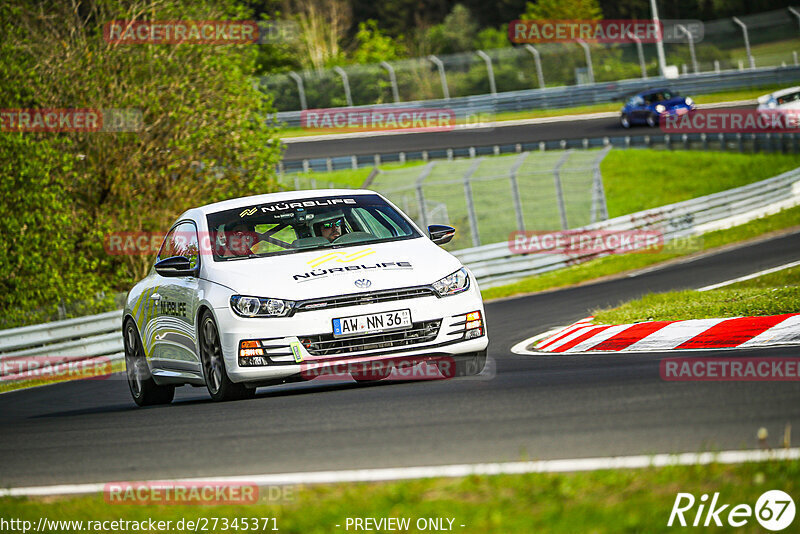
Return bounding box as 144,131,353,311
275,65,800,129
454,167,800,286
0,310,124,380
3,167,799,372
280,130,800,175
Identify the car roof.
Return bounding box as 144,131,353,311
192,189,378,216
767,86,800,98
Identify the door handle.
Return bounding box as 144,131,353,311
150,293,161,301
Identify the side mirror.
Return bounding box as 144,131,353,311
428,224,455,246
155,256,198,277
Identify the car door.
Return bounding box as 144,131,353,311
631,95,647,123
150,221,202,375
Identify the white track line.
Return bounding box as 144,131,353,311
2,448,797,498
697,260,800,292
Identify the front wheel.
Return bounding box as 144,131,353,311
123,320,175,407
620,114,631,128
646,113,658,127
199,311,255,402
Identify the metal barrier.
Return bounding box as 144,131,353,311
0,310,124,380
454,167,800,286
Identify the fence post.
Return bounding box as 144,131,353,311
677,24,699,73
789,7,800,30
380,61,401,103
415,162,435,230
553,150,571,229
476,50,497,95
628,33,647,79
333,66,353,107
509,152,529,232
576,40,595,84
524,45,545,89
428,55,450,100
462,158,483,247
288,71,307,110
590,146,612,223
732,17,755,69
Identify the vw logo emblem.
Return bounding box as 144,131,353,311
354,279,372,289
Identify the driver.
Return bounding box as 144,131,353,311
318,217,344,242
223,222,259,257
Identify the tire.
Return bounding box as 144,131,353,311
199,311,255,402
123,320,175,407
438,350,487,378
620,114,631,128
646,113,658,127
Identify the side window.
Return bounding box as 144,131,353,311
157,222,199,268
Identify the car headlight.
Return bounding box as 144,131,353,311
655,104,666,113
230,295,294,317
432,267,470,297
768,101,777,109
684,97,693,106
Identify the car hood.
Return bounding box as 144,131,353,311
204,237,463,300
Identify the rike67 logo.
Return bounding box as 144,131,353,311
668,490,795,530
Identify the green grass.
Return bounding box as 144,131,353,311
277,83,788,139
592,266,800,324
481,205,800,301
601,151,800,217
2,459,797,533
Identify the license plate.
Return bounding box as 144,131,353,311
676,108,689,116
332,309,412,338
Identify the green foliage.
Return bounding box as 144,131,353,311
351,20,406,64
426,4,479,55
474,27,511,50
521,0,603,20
0,0,282,327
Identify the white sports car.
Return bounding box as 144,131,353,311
123,190,489,405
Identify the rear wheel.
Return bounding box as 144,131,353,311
123,320,175,407
199,311,255,402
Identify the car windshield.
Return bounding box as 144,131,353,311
646,90,678,103
206,194,420,261
776,92,800,105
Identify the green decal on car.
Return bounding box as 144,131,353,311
290,342,304,363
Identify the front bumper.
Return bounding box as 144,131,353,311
214,284,488,384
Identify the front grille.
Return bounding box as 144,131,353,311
301,320,441,356
294,286,436,312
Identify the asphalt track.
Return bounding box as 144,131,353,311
1,231,799,488
282,103,752,161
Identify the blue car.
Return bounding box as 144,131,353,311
620,88,696,128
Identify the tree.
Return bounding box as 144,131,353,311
0,0,282,326
350,20,406,64
521,0,603,20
